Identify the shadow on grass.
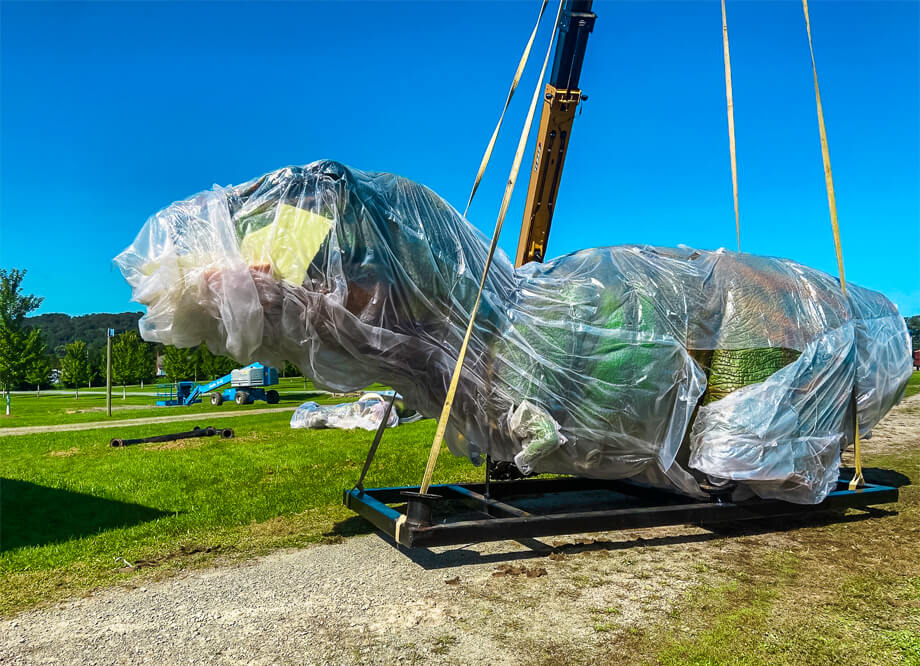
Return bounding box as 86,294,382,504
1,478,171,552
844,466,912,488
328,515,375,538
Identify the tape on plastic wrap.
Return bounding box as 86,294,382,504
240,204,333,284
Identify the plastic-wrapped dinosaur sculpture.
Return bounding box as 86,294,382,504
116,161,912,503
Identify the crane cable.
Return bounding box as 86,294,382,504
801,0,863,490
419,0,566,495
721,0,741,252
463,0,552,218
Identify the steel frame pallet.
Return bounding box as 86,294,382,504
343,476,898,549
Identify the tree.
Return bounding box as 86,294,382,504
162,345,195,382
192,345,213,381
87,345,107,388
113,331,139,386
283,360,302,378
906,315,920,352
212,352,237,379
112,332,135,397
162,344,236,382
136,341,156,386
0,268,44,415
195,344,236,379
112,331,157,396
24,331,52,395
283,359,308,388
61,340,91,397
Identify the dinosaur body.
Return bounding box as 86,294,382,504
116,161,912,504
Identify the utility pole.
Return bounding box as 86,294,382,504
106,328,114,417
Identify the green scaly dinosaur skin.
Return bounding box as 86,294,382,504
501,278,809,468
703,347,802,404
496,280,681,469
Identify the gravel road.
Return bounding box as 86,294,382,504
0,407,296,437
1,524,729,665
9,391,159,397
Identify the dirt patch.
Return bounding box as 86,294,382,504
113,545,224,573
491,563,547,578
844,393,920,461
248,515,297,538
45,447,81,457
143,439,210,452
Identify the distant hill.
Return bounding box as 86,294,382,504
25,312,143,353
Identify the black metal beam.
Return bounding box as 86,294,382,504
344,478,898,549
446,484,532,518
458,475,689,503
550,0,596,90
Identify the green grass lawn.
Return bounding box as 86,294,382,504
0,377,386,429
0,411,477,615
905,369,920,398
629,445,920,665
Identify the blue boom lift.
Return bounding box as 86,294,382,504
156,362,280,407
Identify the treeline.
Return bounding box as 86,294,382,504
51,334,289,389
19,311,154,389
908,315,920,352
160,345,241,383
25,311,143,355
52,334,302,390
2,269,305,409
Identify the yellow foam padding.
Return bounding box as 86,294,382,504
240,204,334,285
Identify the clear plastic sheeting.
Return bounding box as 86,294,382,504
689,326,854,503
116,160,913,504
509,400,569,475
290,398,399,431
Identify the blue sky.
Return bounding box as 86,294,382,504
1,0,918,316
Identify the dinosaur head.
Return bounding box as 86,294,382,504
114,161,365,361
114,159,492,389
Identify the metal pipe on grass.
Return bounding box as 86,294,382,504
110,425,234,448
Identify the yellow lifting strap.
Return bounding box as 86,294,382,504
801,0,863,490
463,0,551,218
420,0,566,495
721,0,741,252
